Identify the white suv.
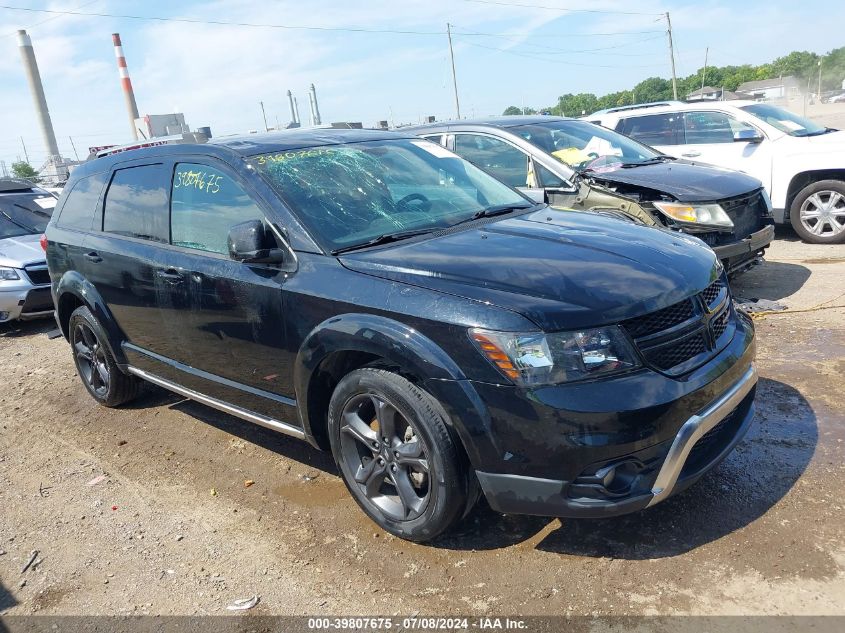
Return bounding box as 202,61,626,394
587,101,845,244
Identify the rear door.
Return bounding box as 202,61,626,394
615,112,684,156
86,161,182,362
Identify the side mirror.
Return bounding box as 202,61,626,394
228,220,285,264
733,129,764,144
517,187,547,204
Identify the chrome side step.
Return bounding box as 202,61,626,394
127,366,306,440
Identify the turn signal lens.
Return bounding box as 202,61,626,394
40,234,48,252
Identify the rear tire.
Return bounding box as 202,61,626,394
68,306,141,407
789,180,845,244
328,368,471,542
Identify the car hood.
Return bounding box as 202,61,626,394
339,208,721,331
590,160,761,202
0,233,46,268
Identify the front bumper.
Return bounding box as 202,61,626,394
0,285,55,322
477,366,757,518
712,224,774,273
458,310,757,518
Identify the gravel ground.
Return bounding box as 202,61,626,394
0,227,843,617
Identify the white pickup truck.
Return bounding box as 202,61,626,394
587,101,845,244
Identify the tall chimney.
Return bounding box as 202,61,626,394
16,30,60,162
112,33,140,140
308,83,322,126
287,90,298,124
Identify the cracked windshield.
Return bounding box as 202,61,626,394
511,119,661,173
251,139,529,252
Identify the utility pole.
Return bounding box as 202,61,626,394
818,58,823,101
701,47,709,94
260,101,268,131
665,12,678,100
20,137,29,164
446,23,461,119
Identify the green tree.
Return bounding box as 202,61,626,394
11,161,39,182
503,106,522,115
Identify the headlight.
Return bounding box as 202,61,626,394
469,326,640,386
0,267,21,281
652,201,733,230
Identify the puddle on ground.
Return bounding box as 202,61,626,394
272,474,349,507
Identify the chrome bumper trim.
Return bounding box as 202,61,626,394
647,365,757,507
127,366,306,440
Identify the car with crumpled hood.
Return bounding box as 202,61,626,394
408,116,774,276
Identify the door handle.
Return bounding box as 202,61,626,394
682,151,701,158
156,269,183,283
84,251,102,263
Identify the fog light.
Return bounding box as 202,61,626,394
0,311,10,321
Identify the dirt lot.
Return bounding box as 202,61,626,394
0,228,843,617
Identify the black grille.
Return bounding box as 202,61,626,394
21,287,53,313
703,191,766,246
622,276,735,374
24,266,50,285
642,333,707,371
712,307,730,340
622,298,695,338
701,278,724,308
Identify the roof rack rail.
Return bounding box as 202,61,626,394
604,100,685,113
91,132,209,160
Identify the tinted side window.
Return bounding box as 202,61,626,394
56,173,108,231
453,134,529,188
684,111,756,144
618,114,682,145
103,165,169,242
171,163,264,255
535,163,567,188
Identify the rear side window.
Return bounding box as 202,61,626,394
103,165,170,243
617,114,682,146
56,173,108,231
453,134,529,188
170,163,264,255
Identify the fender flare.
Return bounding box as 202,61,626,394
54,271,127,366
293,313,498,468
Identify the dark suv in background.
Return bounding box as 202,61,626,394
408,117,774,276
46,130,757,542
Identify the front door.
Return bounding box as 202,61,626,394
165,160,295,420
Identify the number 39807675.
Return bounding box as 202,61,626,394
174,169,223,194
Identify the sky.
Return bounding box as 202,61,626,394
1,0,844,171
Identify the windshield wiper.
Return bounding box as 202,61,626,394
450,203,535,228
331,228,434,255
619,156,674,168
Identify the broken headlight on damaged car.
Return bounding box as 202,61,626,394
469,327,640,386
652,201,734,231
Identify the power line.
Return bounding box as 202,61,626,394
453,26,664,38
460,39,668,68
462,0,663,16
456,32,665,55
1,0,100,38
0,5,665,38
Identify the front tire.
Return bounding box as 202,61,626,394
68,306,141,407
328,368,471,542
789,180,845,244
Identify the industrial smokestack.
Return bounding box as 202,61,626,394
287,90,298,124
16,30,60,161
308,83,322,126
112,33,140,140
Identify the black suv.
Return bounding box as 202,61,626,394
45,130,757,542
